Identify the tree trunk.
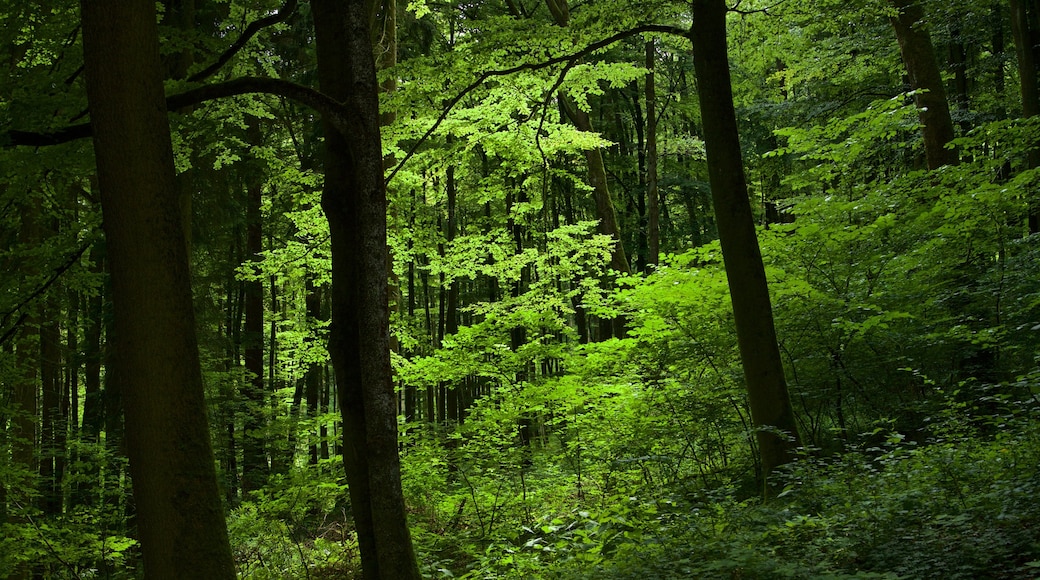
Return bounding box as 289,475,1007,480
79,1,235,577
690,0,801,498
1010,0,1040,231
561,98,633,277
305,280,322,465
311,0,421,577
646,40,661,268
889,0,959,169
39,296,62,515
241,117,267,494
445,164,460,424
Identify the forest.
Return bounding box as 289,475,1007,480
2,0,1040,578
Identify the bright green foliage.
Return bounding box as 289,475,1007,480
4,0,1040,577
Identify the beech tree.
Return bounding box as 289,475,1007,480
889,0,959,169
311,0,421,577
78,0,235,577
691,0,801,494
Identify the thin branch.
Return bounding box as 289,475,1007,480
729,0,791,16
0,240,91,345
384,23,689,185
188,0,300,83
3,76,360,148
4,22,692,178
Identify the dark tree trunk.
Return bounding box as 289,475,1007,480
81,246,104,443
79,1,235,577
311,0,421,577
691,0,801,498
241,117,267,494
445,164,460,424
561,98,633,277
8,202,39,580
305,280,322,465
889,0,959,169
645,40,660,268
1010,0,1040,231
39,296,62,516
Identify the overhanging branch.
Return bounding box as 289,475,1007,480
3,76,359,148
188,0,300,83
384,23,689,185
3,22,690,178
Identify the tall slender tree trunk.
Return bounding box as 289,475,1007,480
305,280,323,465
691,0,801,498
311,0,420,577
645,40,661,268
79,1,235,577
8,203,39,580
1010,0,1040,231
241,117,267,494
560,99,633,277
889,0,959,169
39,295,62,515
445,164,460,424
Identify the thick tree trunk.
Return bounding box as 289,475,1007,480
889,0,959,169
311,0,421,578
691,0,801,497
161,0,197,254
79,1,235,577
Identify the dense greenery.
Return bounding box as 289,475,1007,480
2,0,1039,577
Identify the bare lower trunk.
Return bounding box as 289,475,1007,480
889,0,959,169
691,0,801,498
80,1,235,576
312,0,421,577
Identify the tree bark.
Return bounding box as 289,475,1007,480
241,116,267,494
311,0,421,578
445,164,460,423
39,295,62,515
645,40,661,268
691,0,801,497
561,97,633,277
1010,0,1040,231
79,1,235,577
888,0,959,169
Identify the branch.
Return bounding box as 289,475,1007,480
3,76,359,148
188,0,300,83
167,77,359,135
729,0,791,16
384,23,689,185
0,240,91,346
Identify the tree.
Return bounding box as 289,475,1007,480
888,0,959,169
311,0,421,577
1010,0,1040,230
690,0,801,495
78,1,235,577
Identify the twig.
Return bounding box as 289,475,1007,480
188,0,300,83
